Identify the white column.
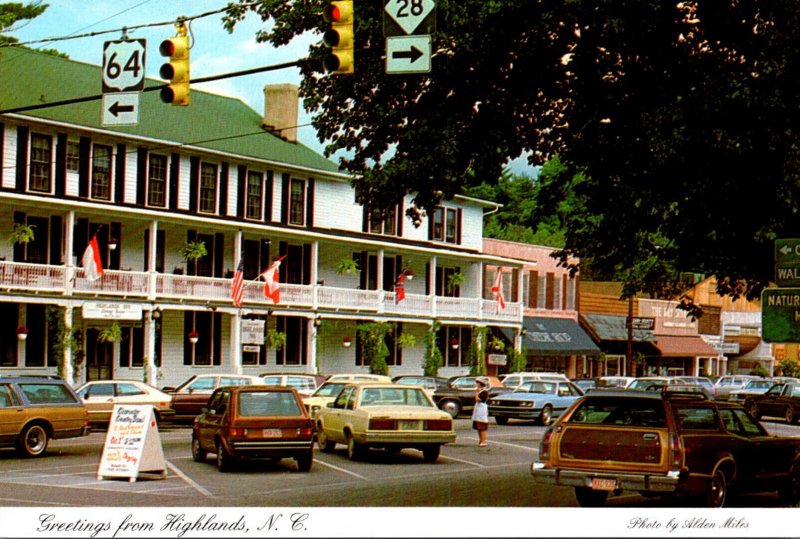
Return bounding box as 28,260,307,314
148,220,158,300
429,256,437,317
63,306,74,386
65,211,75,294
230,310,242,375
145,312,157,384
307,317,318,375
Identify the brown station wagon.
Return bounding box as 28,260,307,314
0,376,90,456
191,385,315,472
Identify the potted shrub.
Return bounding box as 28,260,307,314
265,329,287,349
180,240,207,274
8,222,35,245
446,270,465,293
98,322,122,343
336,257,359,275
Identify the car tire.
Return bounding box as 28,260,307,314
539,405,553,426
747,401,761,419
778,455,800,507
494,416,509,426
17,423,48,457
574,487,608,507
440,400,461,418
786,407,795,425
705,468,728,508
422,445,441,463
317,427,336,452
346,434,365,461
216,441,235,473
191,435,206,462
295,451,313,472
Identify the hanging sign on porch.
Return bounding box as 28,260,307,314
83,302,142,320
97,404,167,482
241,319,265,345
487,353,508,366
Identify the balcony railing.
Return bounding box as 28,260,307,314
0,261,521,323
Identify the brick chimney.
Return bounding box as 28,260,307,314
263,83,299,143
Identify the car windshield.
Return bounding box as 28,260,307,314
359,387,432,407
313,382,347,397
629,379,664,390
238,391,300,417
517,382,555,394
568,397,667,427
744,380,773,390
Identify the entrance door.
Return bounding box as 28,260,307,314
86,329,113,381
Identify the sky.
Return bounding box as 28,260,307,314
6,0,535,175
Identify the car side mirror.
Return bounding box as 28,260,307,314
187,387,195,394
201,407,209,414
326,402,334,408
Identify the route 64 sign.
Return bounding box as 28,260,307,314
102,39,146,93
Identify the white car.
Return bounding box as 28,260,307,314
76,380,173,424
260,374,321,396
325,373,393,383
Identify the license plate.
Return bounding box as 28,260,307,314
262,429,282,438
591,478,616,491
398,420,420,430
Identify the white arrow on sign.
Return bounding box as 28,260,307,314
385,0,435,35
386,35,431,74
781,245,793,256
102,92,140,127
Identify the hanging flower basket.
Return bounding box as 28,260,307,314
188,330,199,345
342,336,353,348
16,325,28,341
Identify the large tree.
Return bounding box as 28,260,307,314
224,1,800,302
0,2,48,46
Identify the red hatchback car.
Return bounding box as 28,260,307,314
191,385,315,472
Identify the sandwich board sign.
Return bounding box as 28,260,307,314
97,404,167,482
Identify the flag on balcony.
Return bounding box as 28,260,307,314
395,272,406,303
492,267,506,312
231,259,245,307
81,235,104,282
260,256,286,304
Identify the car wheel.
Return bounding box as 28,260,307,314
295,451,313,472
494,416,509,426
317,427,336,452
216,441,235,473
440,400,461,418
422,445,441,463
191,435,206,462
539,405,553,426
778,455,800,507
705,468,728,508
17,424,48,457
574,487,608,507
747,401,761,420
346,434,365,461
786,407,795,425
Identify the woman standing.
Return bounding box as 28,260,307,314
472,386,489,446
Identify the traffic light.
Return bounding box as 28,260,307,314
322,1,353,74
159,24,190,105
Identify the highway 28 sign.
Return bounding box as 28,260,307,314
384,0,434,74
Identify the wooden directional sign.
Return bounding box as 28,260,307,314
762,288,800,343
386,35,432,74
383,0,436,36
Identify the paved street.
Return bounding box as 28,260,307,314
1,418,799,507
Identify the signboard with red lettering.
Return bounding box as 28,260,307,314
97,404,166,482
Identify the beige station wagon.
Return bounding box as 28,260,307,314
0,376,89,456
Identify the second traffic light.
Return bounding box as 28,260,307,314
159,24,190,106
322,1,353,74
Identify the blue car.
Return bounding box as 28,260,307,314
487,381,584,425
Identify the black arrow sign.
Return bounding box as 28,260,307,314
392,46,424,63
109,101,134,117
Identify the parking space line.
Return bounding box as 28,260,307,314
312,458,368,480
165,460,213,498
0,496,86,506
438,455,485,467
461,436,538,452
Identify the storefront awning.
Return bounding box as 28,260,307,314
581,313,656,342
511,316,601,356
653,335,720,357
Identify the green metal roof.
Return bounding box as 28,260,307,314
0,47,341,175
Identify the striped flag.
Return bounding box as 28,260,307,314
491,267,506,312
395,272,406,303
81,235,104,282
260,256,286,304
231,259,245,307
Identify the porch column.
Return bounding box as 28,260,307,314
145,311,157,384
311,240,319,309
694,356,700,376
307,317,318,375
377,248,385,313
64,211,75,294
62,306,74,386
230,310,242,375
429,256,437,317
147,220,158,301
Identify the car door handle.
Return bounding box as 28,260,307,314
643,433,658,440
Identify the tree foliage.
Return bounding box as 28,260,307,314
0,3,65,57
224,1,800,300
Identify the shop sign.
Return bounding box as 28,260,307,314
487,353,507,366
82,302,142,320
241,319,265,345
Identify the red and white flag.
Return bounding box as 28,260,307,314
81,236,104,282
260,256,286,304
491,267,506,312
395,272,406,303
231,259,245,307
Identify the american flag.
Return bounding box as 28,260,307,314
231,259,245,307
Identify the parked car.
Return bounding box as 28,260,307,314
531,389,800,507
0,376,90,456
325,373,393,383
627,376,682,391
301,380,376,418
191,385,315,472
744,382,800,424
431,376,503,417
315,382,456,462
488,380,584,425
676,376,717,398
714,374,760,400
596,376,635,389
391,375,449,395
259,373,323,396
76,380,174,424
573,378,596,392
165,374,262,422
728,379,778,403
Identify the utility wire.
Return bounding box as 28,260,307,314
1,0,262,49
0,59,310,115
